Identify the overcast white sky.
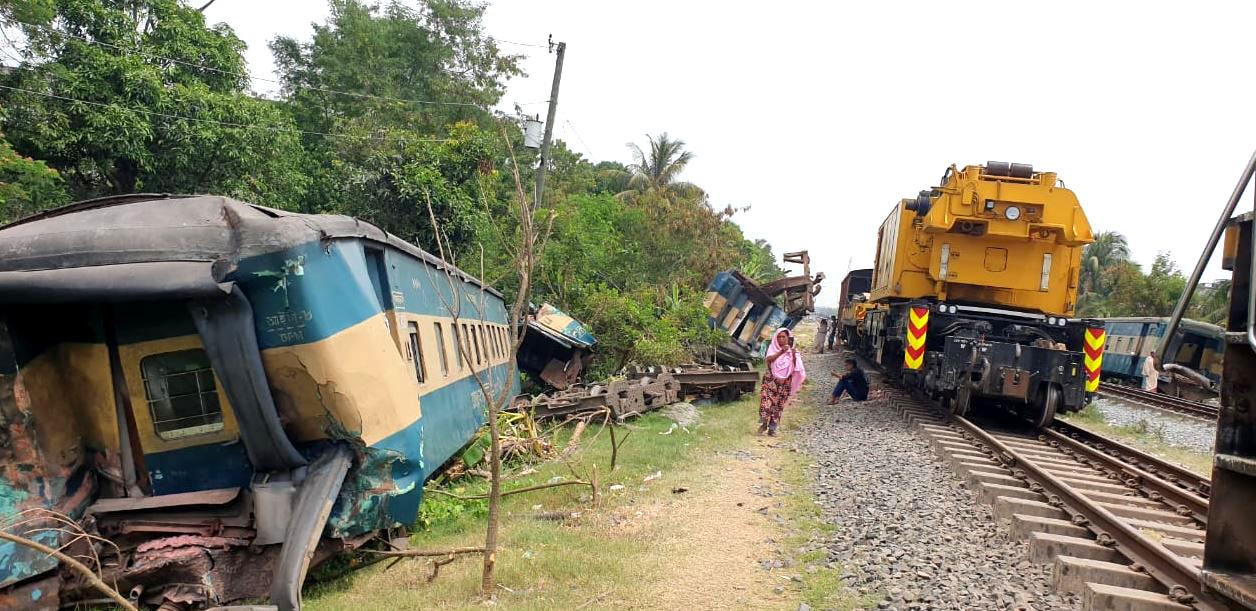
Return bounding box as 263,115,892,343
206,0,1254,307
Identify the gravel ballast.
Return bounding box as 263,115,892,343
1089,397,1216,453
794,350,1079,611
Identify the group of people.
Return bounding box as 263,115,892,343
757,325,869,436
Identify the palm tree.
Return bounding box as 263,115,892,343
1080,230,1131,295
616,133,705,202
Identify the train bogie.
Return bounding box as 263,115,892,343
860,300,1100,425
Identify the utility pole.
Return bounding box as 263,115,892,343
534,35,565,208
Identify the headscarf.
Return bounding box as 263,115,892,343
766,328,807,396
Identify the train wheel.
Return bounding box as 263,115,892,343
1032,385,1060,429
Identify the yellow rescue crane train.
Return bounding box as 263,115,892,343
851,162,1106,427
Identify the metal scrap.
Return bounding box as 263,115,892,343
519,363,758,422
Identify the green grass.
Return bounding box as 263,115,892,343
303,395,789,610
1061,404,1213,476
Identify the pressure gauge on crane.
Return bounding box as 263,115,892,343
1004,205,1022,221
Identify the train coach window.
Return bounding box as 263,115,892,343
141,349,225,440
433,322,450,377
407,322,426,384
457,321,467,369
471,325,482,365
461,323,471,366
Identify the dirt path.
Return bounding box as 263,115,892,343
635,442,794,610
633,325,838,610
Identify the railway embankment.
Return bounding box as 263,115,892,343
797,349,1079,611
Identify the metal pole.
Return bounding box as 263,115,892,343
533,40,566,208
1162,149,1256,349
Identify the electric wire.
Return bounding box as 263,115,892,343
3,17,496,108
489,37,548,49
564,119,595,159
0,83,453,142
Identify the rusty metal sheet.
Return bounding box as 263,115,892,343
539,357,581,390
87,487,241,514
998,368,1032,401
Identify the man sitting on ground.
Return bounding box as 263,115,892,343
828,358,869,404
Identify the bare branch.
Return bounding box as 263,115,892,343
362,546,486,558
425,479,590,501
0,531,137,611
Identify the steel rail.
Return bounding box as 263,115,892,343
1099,382,1220,420
951,415,1222,610
1041,425,1210,524
1051,419,1210,497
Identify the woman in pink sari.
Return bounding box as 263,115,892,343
759,328,806,436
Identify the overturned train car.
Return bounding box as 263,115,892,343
852,162,1102,427
0,195,518,609
703,252,824,365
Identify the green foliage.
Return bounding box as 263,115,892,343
416,486,486,531
1076,231,1214,321
616,132,703,202
270,0,519,133
0,132,69,222
0,0,309,205
265,0,522,253
0,0,781,372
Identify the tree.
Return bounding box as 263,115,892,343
617,132,704,202
1135,252,1187,317
1080,230,1131,295
268,0,522,249
0,132,68,223
1188,279,1231,325
0,0,308,207
270,0,519,134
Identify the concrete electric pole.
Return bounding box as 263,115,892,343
534,36,566,208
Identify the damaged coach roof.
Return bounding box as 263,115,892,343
0,193,501,303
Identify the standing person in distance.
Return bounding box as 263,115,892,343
827,315,839,351
1142,350,1159,393
815,316,829,354
759,328,806,436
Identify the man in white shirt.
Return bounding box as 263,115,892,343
1142,351,1159,392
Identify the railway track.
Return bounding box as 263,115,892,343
1098,382,1220,421
887,393,1225,610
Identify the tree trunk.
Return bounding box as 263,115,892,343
480,393,501,597
112,158,139,194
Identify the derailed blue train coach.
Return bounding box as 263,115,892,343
704,270,792,363
0,194,517,609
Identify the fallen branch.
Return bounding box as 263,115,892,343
362,546,487,558
0,531,137,611
427,554,460,582
426,479,591,501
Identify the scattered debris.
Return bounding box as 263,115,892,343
643,471,662,483
659,401,700,428
671,487,689,494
